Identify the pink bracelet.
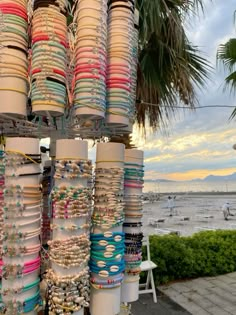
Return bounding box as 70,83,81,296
0,257,40,277
124,184,143,188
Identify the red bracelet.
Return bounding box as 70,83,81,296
32,31,66,40
32,68,66,78
107,84,131,92
32,36,68,48
0,3,27,13
75,67,106,76
0,8,27,20
107,77,131,83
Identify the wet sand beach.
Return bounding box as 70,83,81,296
143,193,236,236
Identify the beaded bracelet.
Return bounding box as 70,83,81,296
91,274,124,286
89,263,125,278
0,277,40,295
2,257,40,279
123,222,142,227
90,232,125,241
5,151,41,165
2,243,41,257
1,290,41,313
90,249,124,261
50,223,90,231
3,227,41,242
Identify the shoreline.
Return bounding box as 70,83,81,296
144,191,236,197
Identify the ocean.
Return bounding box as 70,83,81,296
144,180,236,194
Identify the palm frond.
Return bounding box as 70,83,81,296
224,71,236,93
217,39,236,72
229,107,236,120
135,0,211,129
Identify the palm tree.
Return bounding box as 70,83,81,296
217,37,236,118
136,0,211,130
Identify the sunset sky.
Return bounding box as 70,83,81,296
132,0,236,181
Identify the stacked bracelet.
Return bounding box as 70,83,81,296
2,141,42,313
122,150,144,302
105,0,136,127
0,0,29,117
73,0,108,119
46,141,92,314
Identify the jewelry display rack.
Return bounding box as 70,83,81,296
2,138,42,315
46,139,91,315
0,146,4,308
0,0,144,314
90,142,125,315
121,150,144,303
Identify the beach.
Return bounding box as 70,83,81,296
142,193,236,236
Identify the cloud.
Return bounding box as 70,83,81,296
134,1,236,181
145,167,236,181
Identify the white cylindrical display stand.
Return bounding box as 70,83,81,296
121,275,140,303
0,1,28,117
90,143,125,315
73,0,108,120
46,139,91,315
0,148,4,260
106,0,136,128
121,149,144,303
31,2,68,117
2,138,42,313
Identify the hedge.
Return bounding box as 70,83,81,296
145,230,236,285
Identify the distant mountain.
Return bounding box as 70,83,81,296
203,172,236,181
190,178,202,182
145,172,236,183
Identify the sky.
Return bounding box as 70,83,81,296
41,0,236,181
133,0,236,181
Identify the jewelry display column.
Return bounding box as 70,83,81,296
0,148,4,309
46,140,92,315
73,0,108,119
90,143,125,315
106,0,136,127
0,0,28,116
129,9,139,129
2,138,42,314
0,148,4,257
30,0,68,116
121,149,144,303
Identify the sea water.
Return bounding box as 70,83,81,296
144,180,236,194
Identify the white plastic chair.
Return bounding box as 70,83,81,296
139,235,157,303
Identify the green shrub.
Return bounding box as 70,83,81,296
144,230,236,285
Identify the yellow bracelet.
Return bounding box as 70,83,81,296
0,64,27,77
0,88,27,96
32,100,65,108
6,150,40,165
